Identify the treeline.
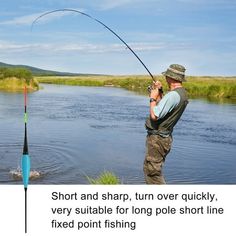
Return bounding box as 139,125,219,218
0,67,33,83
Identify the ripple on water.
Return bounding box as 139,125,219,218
10,169,43,181
0,142,76,184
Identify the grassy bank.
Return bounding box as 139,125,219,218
37,75,236,99
0,67,39,91
0,77,39,92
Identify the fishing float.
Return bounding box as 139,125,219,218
21,85,30,234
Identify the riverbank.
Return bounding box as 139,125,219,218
37,75,236,99
0,77,39,92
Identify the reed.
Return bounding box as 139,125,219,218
0,77,39,91
37,75,236,99
37,76,105,86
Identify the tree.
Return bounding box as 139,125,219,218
0,67,33,83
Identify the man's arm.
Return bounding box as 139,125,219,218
149,81,162,120
150,91,181,121
150,99,158,120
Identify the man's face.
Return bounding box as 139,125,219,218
165,76,172,88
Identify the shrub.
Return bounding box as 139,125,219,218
87,171,120,185
0,67,33,83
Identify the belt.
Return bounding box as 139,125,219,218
147,129,160,135
146,129,170,138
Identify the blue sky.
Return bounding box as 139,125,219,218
0,0,235,76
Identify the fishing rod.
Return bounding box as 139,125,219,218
31,8,163,94
21,85,31,234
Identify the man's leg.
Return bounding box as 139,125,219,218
143,135,172,184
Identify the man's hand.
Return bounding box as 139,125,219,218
149,81,162,100
152,81,162,90
150,88,159,100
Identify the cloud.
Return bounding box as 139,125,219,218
89,0,159,10
176,0,236,10
0,41,50,53
0,11,77,26
0,13,41,26
0,42,160,54
97,0,140,10
0,34,193,55
0,40,190,55
91,0,236,11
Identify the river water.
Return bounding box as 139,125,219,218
0,84,235,184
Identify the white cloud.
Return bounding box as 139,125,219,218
92,0,236,11
55,42,167,53
89,0,159,10
0,40,187,55
97,0,140,10
0,11,77,26
0,13,41,26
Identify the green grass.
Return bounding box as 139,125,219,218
37,76,106,86
0,67,39,91
37,75,236,99
0,77,39,91
86,171,120,185
184,76,236,98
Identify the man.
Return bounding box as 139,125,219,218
144,64,188,184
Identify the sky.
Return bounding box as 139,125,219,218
0,0,236,76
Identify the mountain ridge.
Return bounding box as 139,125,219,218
0,61,102,76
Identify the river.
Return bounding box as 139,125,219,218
0,84,235,184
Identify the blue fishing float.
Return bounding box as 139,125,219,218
21,85,30,234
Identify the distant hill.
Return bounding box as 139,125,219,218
0,62,99,76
